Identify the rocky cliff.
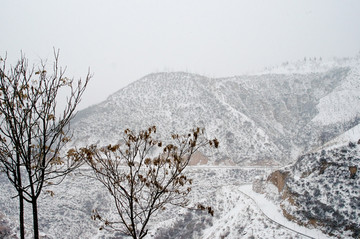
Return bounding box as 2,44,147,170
258,141,360,238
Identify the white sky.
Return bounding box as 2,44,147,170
1,0,360,110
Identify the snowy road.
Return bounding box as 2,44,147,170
238,184,336,239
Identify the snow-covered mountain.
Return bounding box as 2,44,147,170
71,54,360,166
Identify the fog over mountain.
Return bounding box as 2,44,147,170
70,55,360,166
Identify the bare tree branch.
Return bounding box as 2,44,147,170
0,51,91,239
72,126,218,239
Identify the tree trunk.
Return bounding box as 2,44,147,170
19,191,25,239
31,198,39,239
16,156,25,239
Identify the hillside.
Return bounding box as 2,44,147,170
255,141,360,238
70,55,360,166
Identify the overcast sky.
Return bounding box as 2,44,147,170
1,0,360,109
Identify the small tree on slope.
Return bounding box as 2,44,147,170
0,51,90,239
72,126,218,239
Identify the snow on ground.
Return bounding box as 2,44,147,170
311,58,360,125
0,167,322,239
238,184,336,239
317,124,360,150
198,184,309,239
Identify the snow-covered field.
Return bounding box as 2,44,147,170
0,166,337,239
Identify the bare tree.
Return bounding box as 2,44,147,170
72,126,218,239
0,50,91,239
